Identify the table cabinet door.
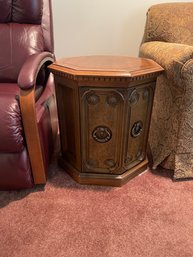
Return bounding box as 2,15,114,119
80,87,126,174
123,83,155,171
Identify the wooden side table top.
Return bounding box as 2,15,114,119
49,55,163,78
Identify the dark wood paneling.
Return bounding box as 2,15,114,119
54,77,81,170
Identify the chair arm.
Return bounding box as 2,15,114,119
18,52,54,185
18,52,54,90
139,41,193,82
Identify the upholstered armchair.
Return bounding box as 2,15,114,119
0,0,58,189
139,3,193,179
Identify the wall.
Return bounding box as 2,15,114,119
52,0,193,59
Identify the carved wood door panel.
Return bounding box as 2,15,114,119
123,83,155,171
80,87,126,174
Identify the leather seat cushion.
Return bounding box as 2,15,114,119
0,83,24,153
0,83,44,153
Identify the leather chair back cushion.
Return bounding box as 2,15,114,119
0,24,44,82
0,84,24,152
0,0,42,24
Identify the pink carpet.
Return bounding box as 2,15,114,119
0,160,193,257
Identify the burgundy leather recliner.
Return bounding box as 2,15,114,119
0,0,58,190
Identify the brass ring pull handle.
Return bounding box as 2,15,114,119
92,126,112,143
131,121,143,138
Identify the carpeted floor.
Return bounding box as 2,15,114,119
0,160,193,257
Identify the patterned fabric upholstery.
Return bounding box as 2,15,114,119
139,3,193,179
142,3,193,45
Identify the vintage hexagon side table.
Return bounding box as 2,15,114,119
49,56,163,186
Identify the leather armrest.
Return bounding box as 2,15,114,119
18,52,54,90
139,41,193,82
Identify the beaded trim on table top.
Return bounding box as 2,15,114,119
50,69,163,82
